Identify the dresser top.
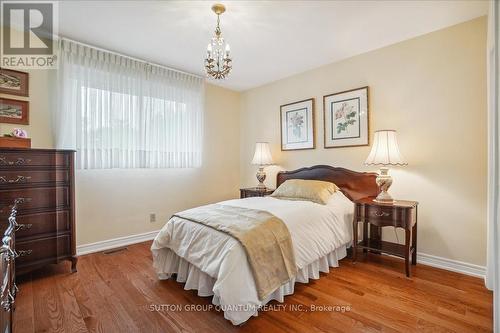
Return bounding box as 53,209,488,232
0,148,76,153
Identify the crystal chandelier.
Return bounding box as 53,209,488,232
204,4,232,79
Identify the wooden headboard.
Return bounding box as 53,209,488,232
276,165,379,201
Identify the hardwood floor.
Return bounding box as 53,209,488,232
14,241,492,333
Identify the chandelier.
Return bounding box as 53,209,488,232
204,4,232,80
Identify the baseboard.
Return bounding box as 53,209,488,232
76,230,160,256
76,230,486,278
417,252,486,278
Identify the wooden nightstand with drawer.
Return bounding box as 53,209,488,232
352,197,418,277
240,187,274,198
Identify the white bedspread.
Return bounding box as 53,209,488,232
151,191,354,324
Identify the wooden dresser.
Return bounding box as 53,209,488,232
0,149,76,275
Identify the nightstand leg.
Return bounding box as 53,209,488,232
370,225,382,255
362,222,368,253
405,229,411,277
412,221,417,265
352,219,358,263
412,208,418,265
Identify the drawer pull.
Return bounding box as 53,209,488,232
0,157,31,166
17,249,32,257
0,175,32,184
373,211,390,217
16,223,32,231
16,197,32,204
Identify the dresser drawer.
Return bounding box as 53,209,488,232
0,152,69,168
0,187,70,212
16,235,71,266
0,210,70,239
0,170,69,187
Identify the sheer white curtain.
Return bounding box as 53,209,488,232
55,39,204,169
486,1,499,331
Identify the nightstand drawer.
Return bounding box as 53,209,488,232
366,205,401,221
357,203,415,228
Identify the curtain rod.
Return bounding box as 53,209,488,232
58,36,204,79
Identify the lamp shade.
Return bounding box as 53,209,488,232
251,142,274,165
365,130,407,166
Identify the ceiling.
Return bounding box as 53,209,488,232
59,1,488,91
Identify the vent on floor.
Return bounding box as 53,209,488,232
102,246,128,255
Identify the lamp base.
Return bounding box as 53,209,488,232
374,167,394,203
373,192,394,203
256,166,267,189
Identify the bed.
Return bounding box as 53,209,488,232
151,165,378,325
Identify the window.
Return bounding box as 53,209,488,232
55,39,204,169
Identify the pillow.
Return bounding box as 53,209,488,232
271,179,339,205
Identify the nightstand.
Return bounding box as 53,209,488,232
240,187,274,198
352,197,418,277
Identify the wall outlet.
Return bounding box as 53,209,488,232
150,213,156,223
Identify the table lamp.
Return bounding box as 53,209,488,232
251,142,274,189
364,130,407,203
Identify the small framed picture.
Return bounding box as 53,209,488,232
323,86,369,148
0,98,29,125
280,98,315,151
0,68,29,97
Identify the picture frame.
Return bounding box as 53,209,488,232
280,98,315,151
323,86,369,148
0,68,29,97
0,98,29,125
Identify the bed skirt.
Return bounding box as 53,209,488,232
153,245,348,325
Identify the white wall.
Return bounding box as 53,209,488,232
240,17,488,266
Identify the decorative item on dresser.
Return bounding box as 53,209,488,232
0,137,31,149
352,197,418,277
240,187,275,198
0,148,77,275
0,129,31,149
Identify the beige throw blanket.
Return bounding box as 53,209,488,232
173,204,297,300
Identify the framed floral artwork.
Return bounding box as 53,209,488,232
323,86,369,148
280,98,315,151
